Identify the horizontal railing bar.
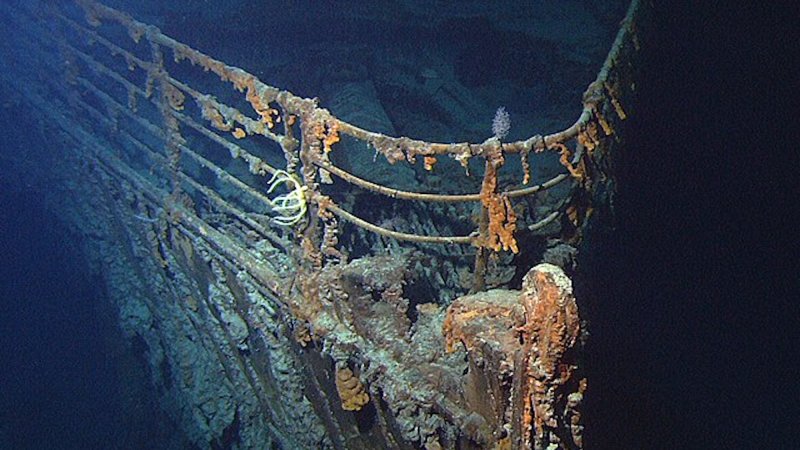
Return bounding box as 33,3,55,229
65,38,570,207
40,3,574,245
59,16,290,146
314,157,570,202
72,76,279,211
173,111,280,177
58,23,286,144
528,210,561,232
12,60,279,270
28,77,292,298
66,42,148,96
69,0,594,161
315,159,481,202
14,51,473,423
59,15,578,203
507,173,570,199
73,72,483,244
66,88,289,250
60,42,286,181
75,65,562,245
60,13,151,70
43,79,281,246
320,199,475,245
167,78,287,146
100,141,290,299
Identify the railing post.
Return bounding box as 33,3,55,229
147,35,185,203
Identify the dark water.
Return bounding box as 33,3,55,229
1,1,795,449
0,182,180,448
0,80,182,449
0,189,117,448
584,2,796,448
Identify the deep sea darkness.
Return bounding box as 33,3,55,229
1,1,795,449
0,189,118,448
584,2,795,449
0,189,180,448
0,85,183,448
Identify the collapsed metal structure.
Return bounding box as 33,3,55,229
1,0,647,448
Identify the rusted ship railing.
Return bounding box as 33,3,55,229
53,0,629,271
1,0,646,447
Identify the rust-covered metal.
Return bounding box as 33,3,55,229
443,264,585,449
0,0,648,447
